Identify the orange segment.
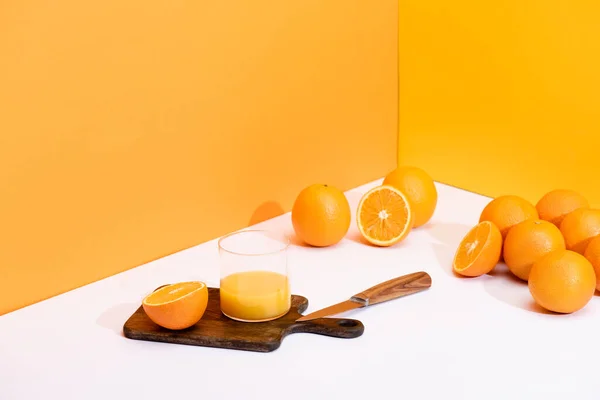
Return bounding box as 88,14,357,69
142,281,208,330
143,281,202,305
453,221,502,277
356,185,414,246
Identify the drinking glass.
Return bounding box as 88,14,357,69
218,229,290,322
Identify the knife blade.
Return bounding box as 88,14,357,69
295,271,432,322
295,299,365,322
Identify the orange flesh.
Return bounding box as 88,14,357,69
454,222,490,270
144,282,205,305
358,186,411,244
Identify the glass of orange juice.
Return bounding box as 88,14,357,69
218,229,291,322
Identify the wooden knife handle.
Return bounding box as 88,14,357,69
350,271,432,306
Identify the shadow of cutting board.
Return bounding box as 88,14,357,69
123,287,364,352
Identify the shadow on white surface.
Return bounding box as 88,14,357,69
431,236,534,317
97,302,141,336
288,229,364,249
344,189,365,209
289,233,315,248
342,188,365,245
346,229,369,245
432,239,557,315
484,264,555,315
424,222,471,247
431,242,461,278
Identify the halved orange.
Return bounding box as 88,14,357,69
453,221,502,277
356,185,414,246
142,281,208,330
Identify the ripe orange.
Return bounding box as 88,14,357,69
479,195,538,238
382,166,437,228
583,236,600,291
503,219,565,281
142,281,209,330
559,208,600,254
291,184,351,247
536,189,589,227
528,250,596,314
356,185,414,246
452,221,502,277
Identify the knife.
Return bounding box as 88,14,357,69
295,271,432,322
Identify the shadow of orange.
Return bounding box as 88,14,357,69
248,201,285,227
483,264,555,315
289,233,312,248
423,222,471,248
346,229,370,245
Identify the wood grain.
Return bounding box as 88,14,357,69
351,271,432,306
123,287,364,352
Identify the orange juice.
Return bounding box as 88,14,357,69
220,270,291,322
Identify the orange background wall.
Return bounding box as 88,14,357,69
398,1,600,207
0,1,398,315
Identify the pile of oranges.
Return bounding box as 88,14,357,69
140,168,600,330
453,190,600,314
291,166,438,248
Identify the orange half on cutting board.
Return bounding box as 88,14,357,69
142,281,209,330
356,185,414,247
453,221,503,277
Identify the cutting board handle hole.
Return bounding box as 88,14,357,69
337,319,358,327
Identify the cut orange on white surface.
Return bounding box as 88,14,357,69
356,185,414,246
142,281,208,330
453,221,502,277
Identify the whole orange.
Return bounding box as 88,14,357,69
503,219,565,281
382,166,437,228
291,184,351,247
583,236,600,291
536,189,589,227
528,250,596,314
559,208,600,254
479,195,538,239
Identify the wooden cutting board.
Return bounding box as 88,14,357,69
123,287,364,352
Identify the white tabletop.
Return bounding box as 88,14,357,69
2,178,600,400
